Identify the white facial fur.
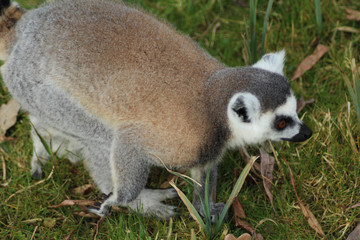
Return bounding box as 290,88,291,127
252,49,285,75
226,50,303,147
227,93,302,148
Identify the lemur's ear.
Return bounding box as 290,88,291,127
229,93,261,123
252,49,285,75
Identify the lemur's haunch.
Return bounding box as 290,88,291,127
0,0,312,220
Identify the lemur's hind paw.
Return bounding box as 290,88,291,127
195,202,227,223
31,169,44,179
210,202,227,223
126,188,179,220
151,203,178,220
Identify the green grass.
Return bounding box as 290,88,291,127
1,0,360,239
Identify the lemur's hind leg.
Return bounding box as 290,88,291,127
30,115,53,179
87,127,151,217
30,115,84,179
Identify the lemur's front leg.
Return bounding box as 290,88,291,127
190,162,224,223
88,127,178,219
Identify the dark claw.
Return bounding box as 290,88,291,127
211,214,217,223
195,202,227,224
87,205,99,211
94,202,101,207
102,205,112,216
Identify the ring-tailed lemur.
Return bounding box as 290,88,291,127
0,0,311,220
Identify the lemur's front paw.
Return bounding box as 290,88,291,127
87,203,112,217
87,192,113,217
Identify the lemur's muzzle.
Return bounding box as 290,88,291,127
282,123,312,142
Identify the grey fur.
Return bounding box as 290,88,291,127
206,67,291,112
0,0,311,220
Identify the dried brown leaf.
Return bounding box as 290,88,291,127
351,203,360,209
225,234,237,240
259,148,275,209
346,8,360,21
292,44,329,80
234,218,264,240
347,224,360,240
160,175,179,189
70,184,93,195
0,99,21,137
74,211,100,218
232,193,246,219
0,136,15,142
286,160,326,237
296,97,315,114
49,199,96,208
225,233,252,240
337,26,360,34
240,147,261,174
22,218,42,224
232,165,263,239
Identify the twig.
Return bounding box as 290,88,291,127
92,217,106,240
2,156,6,181
63,228,77,240
30,226,38,240
152,153,202,187
6,165,54,202
239,147,261,176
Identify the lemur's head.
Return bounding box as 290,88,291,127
226,50,312,147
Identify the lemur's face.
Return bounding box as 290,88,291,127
268,94,312,143
227,92,312,148
226,50,312,148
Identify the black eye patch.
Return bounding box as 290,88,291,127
274,115,294,131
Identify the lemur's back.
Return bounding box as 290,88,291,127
4,0,225,167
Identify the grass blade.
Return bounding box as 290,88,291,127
30,123,53,157
342,60,360,131
315,0,322,33
215,156,258,233
154,154,201,187
203,167,212,231
260,0,274,57
169,181,206,230
249,0,257,64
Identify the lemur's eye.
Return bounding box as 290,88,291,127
275,116,294,130
278,120,286,129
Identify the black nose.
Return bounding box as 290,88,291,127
283,123,312,142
